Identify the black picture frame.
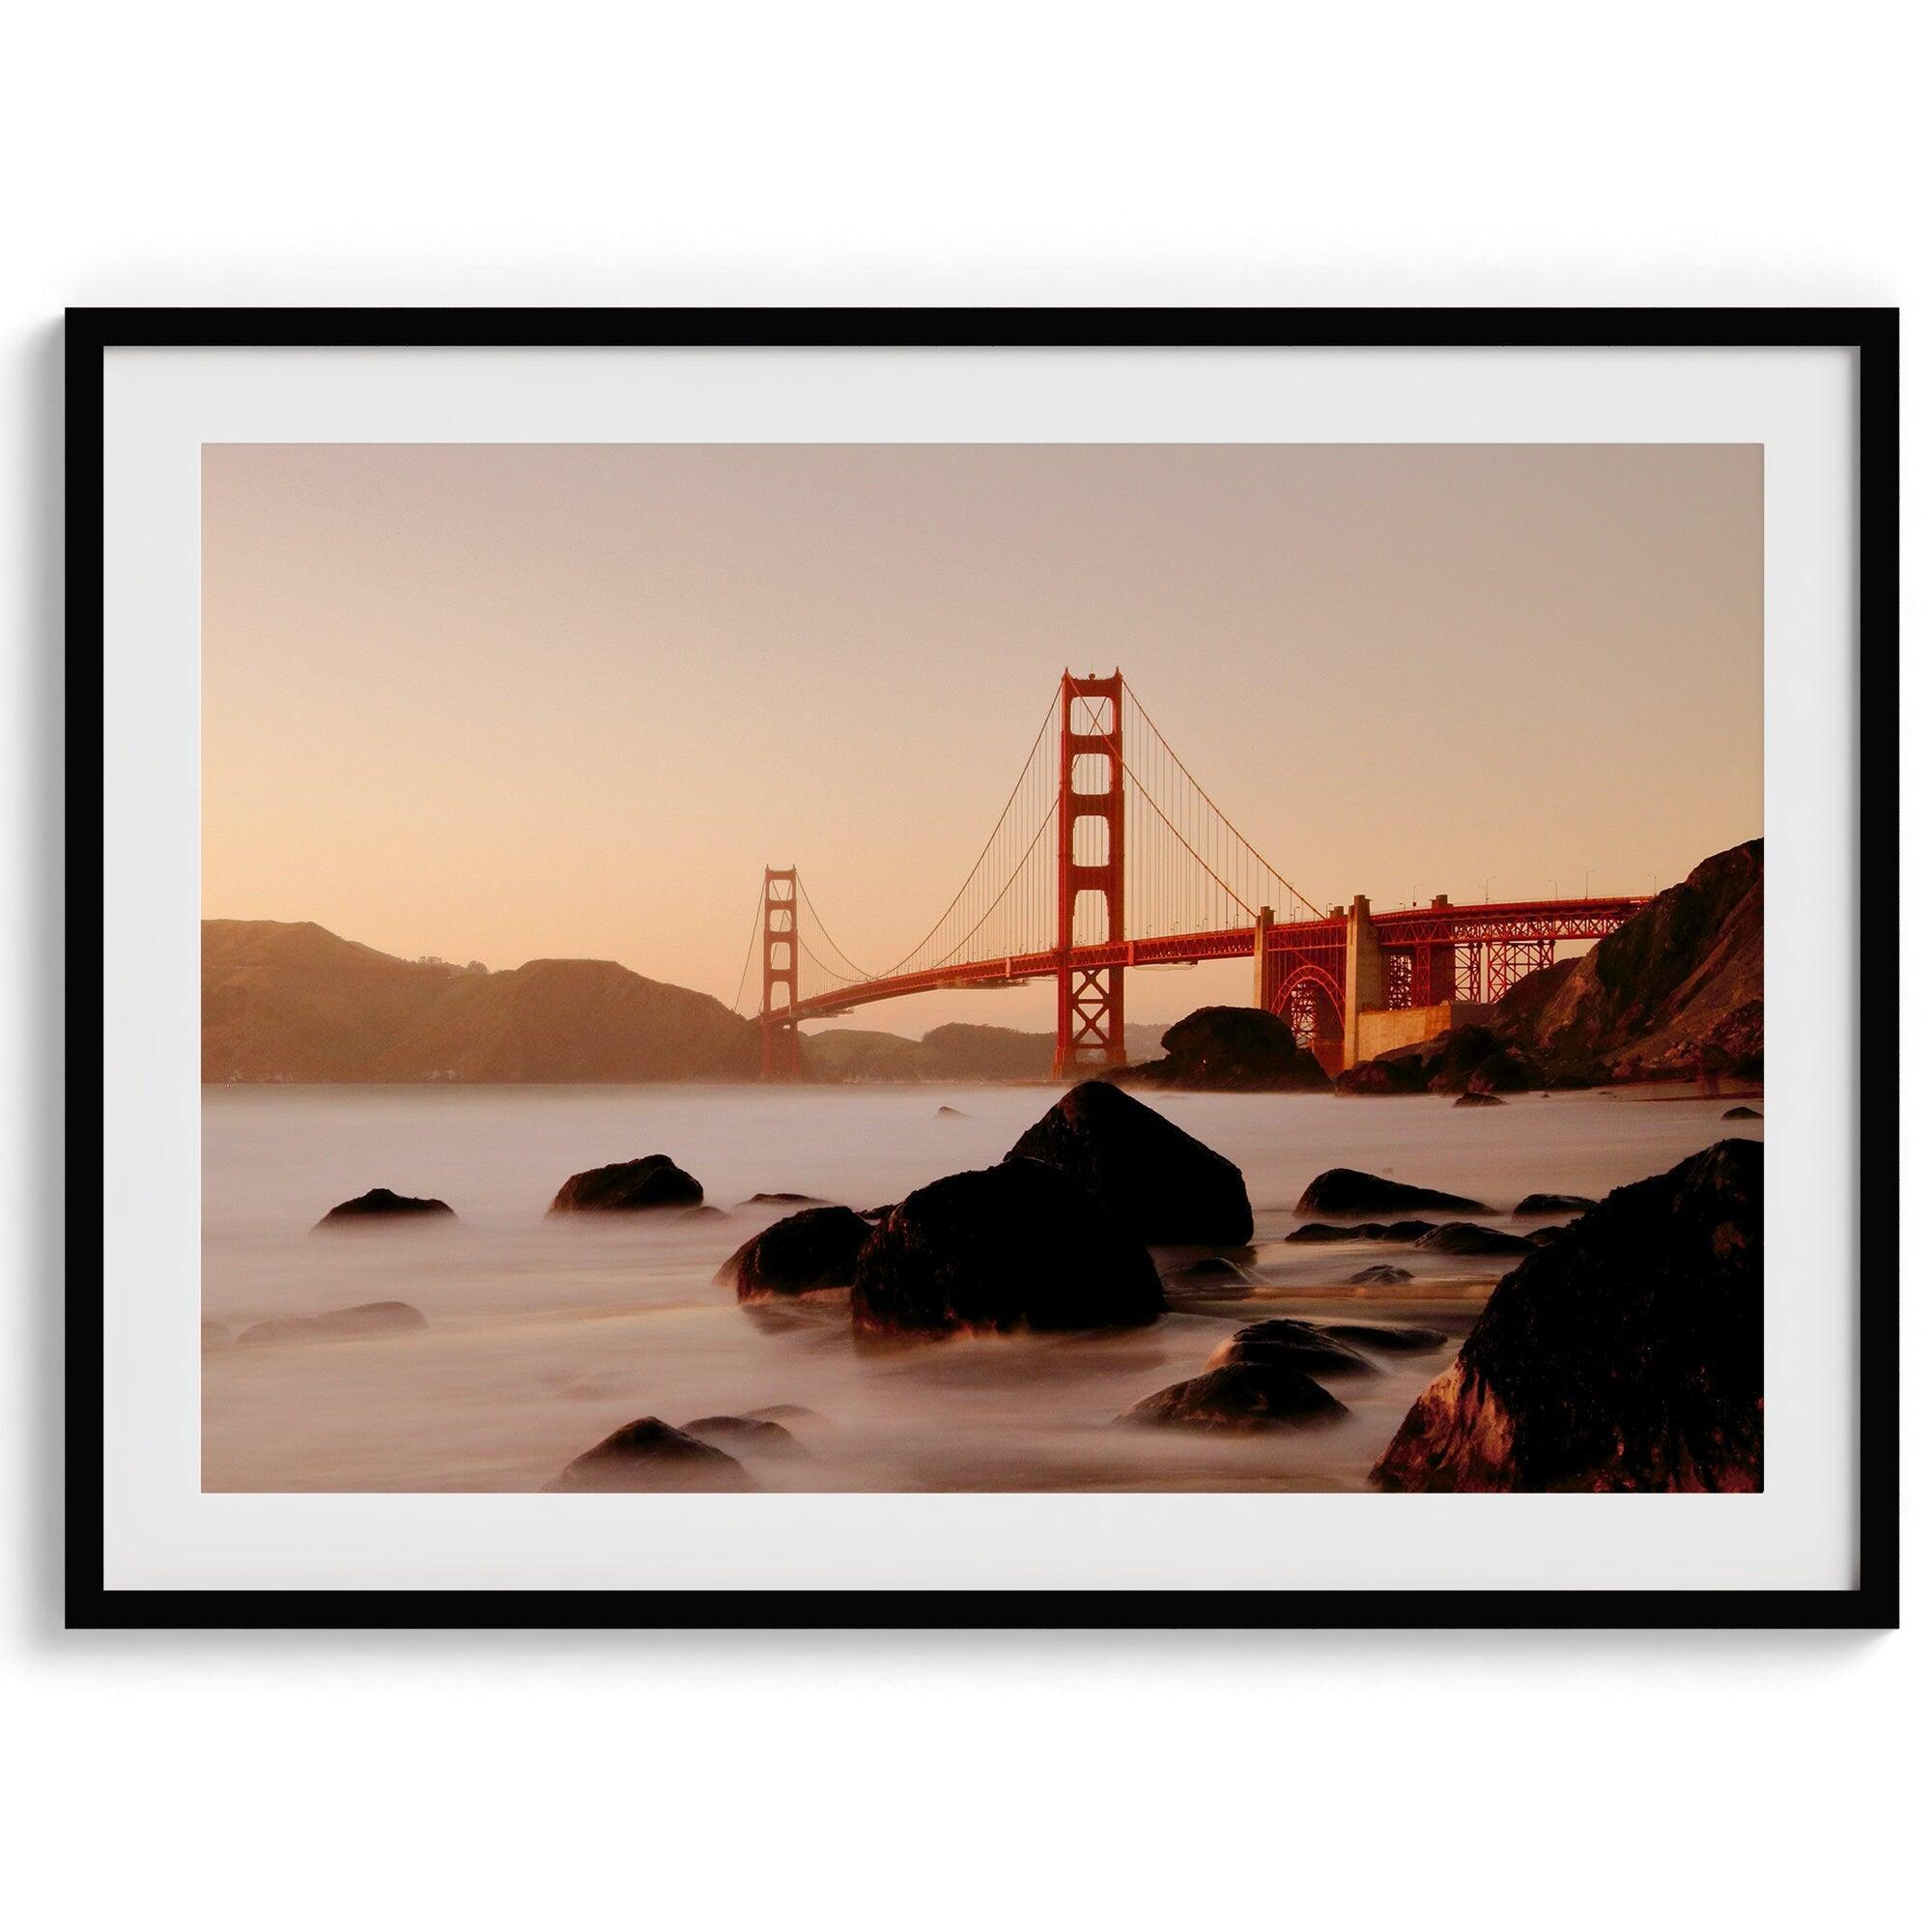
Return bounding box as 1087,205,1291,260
66,306,1900,1632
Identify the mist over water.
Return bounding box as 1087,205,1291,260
202,1084,1758,1492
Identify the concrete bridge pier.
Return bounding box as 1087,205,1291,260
1342,895,1384,1070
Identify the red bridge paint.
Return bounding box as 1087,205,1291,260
753,671,1647,1080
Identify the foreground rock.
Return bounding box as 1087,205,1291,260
549,1153,703,1214
1373,1139,1763,1492
1295,1169,1488,1216
1120,1364,1345,1432
312,1186,455,1229
1346,1265,1414,1286
681,1414,806,1459
237,1300,428,1345
1115,1007,1330,1093
1514,1192,1596,1217
1413,1221,1534,1257
1206,1319,1378,1378
547,1417,752,1492
1007,1080,1252,1244
851,1158,1165,1339
715,1205,872,1300
1322,1321,1447,1352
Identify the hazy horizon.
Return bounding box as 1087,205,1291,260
203,441,1762,1035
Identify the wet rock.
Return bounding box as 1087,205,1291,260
740,1191,829,1207
1285,1221,1371,1244
1295,1169,1489,1216
236,1300,428,1345
1116,1006,1331,1092
547,1417,752,1492
936,1105,968,1118
1413,1221,1534,1257
312,1186,455,1229
1514,1192,1597,1217
549,1154,703,1214
1320,1321,1447,1352
1206,1319,1378,1378
1454,1091,1505,1108
1007,1080,1252,1244
1120,1364,1346,1432
860,1204,896,1221
1722,1105,1762,1121
1373,1139,1763,1492
1332,1057,1430,1096
1164,1256,1263,1287
1346,1264,1414,1286
716,1205,872,1300
851,1157,1165,1339
743,1403,824,1427
1526,1227,1566,1247
603,1163,697,1210
681,1414,807,1459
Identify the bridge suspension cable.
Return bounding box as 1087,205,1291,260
743,671,1326,1016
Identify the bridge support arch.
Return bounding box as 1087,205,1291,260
1053,671,1126,1080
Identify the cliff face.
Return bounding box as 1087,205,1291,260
1521,838,1763,1080
203,921,757,1082
1335,838,1764,1094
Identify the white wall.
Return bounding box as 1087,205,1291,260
2,5,1919,1928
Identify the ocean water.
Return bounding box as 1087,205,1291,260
201,1082,1761,1492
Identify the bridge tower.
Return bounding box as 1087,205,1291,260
1053,670,1126,1080
759,866,802,1081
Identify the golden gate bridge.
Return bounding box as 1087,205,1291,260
734,672,1647,1081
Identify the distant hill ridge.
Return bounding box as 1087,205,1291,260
201,921,1158,1085
202,920,758,1083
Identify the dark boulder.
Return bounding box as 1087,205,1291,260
851,1157,1165,1339
1413,1221,1534,1257
312,1186,455,1229
1722,1105,1762,1121
740,1191,829,1207
549,1154,703,1214
1373,1139,1763,1492
681,1414,806,1459
1285,1221,1371,1244
1321,1321,1447,1352
1007,1080,1252,1244
1118,1006,1330,1092
1164,1256,1263,1287
1120,1364,1346,1432
547,1416,752,1492
1514,1192,1597,1217
1333,1057,1430,1096
1295,1169,1489,1216
715,1205,872,1300
1453,1091,1505,1108
1206,1319,1378,1378
1346,1264,1414,1286
237,1300,428,1345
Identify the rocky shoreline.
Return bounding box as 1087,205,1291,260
233,1075,1764,1495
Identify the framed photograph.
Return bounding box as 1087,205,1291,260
70,307,1897,1629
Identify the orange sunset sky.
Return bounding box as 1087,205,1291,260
202,442,1762,1034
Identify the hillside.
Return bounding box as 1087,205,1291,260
203,921,758,1083
802,1020,1169,1083
1335,839,1764,1094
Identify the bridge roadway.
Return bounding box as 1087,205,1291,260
781,894,1649,1035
